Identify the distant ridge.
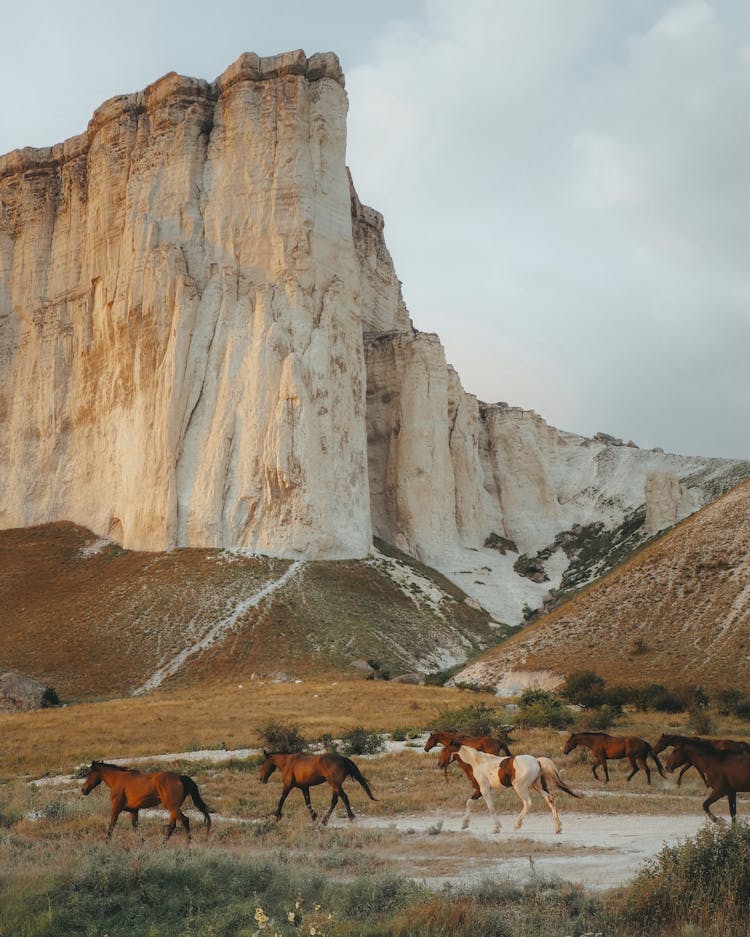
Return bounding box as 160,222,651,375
454,477,750,693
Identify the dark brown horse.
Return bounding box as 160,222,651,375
424,730,512,757
563,732,666,784
81,760,211,841
665,741,750,822
425,730,512,783
259,751,377,824
653,734,750,786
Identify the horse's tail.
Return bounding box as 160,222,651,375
646,744,667,778
538,757,583,799
344,759,378,801
181,775,212,830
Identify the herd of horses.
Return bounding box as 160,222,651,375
79,729,750,842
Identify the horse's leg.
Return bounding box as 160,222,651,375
107,796,125,839
601,756,610,783
322,791,339,826
702,789,724,823
165,810,190,843
591,759,600,781
533,779,562,834
626,756,642,782
728,791,737,823
301,786,318,822
338,787,355,822
461,790,481,830
642,758,651,784
274,785,292,820
512,782,532,830
676,764,689,786
479,785,501,834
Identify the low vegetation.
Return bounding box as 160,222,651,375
3,678,750,935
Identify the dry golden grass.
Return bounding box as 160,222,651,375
0,678,499,778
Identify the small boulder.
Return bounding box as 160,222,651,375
390,672,426,686
349,658,376,677
0,672,60,713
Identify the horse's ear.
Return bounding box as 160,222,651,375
263,749,269,758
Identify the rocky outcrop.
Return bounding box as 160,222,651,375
0,672,59,712
2,50,748,624
0,51,372,557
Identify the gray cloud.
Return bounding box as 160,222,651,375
1,1,748,459
346,0,750,458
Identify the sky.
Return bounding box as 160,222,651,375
2,1,748,459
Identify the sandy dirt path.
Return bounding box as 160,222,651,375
351,809,708,890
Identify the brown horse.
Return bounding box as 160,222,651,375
563,732,666,784
665,741,750,822
424,730,512,757
653,734,750,786
259,751,377,824
81,760,211,841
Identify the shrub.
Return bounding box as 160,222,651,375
717,688,748,717
561,670,607,709
578,703,621,732
432,703,513,740
517,690,575,729
41,686,61,707
390,726,421,742
617,821,750,935
629,683,683,713
257,722,308,753
340,727,386,756
687,705,714,736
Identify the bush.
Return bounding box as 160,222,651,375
257,722,308,753
390,726,421,742
687,705,714,736
629,683,683,713
340,727,386,756
578,703,621,732
41,686,61,707
717,688,749,717
432,703,513,740
517,690,575,729
562,670,607,709
618,822,750,935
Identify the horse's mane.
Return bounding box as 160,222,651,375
93,761,137,772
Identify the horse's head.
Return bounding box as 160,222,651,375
424,732,439,752
664,745,689,774
652,734,670,755
81,761,103,795
437,740,462,770
259,751,277,784
562,734,578,755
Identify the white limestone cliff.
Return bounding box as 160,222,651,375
0,51,372,557
1,50,747,622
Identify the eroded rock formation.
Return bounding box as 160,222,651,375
1,50,747,621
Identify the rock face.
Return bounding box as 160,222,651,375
0,51,374,557
1,50,748,621
0,672,58,712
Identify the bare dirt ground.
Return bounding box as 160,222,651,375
351,809,706,890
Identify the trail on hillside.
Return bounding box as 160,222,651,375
133,560,305,695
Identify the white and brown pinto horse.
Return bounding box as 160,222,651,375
439,743,580,834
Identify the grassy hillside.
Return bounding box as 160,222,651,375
0,524,506,701
456,478,750,692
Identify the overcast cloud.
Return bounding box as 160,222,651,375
2,1,748,458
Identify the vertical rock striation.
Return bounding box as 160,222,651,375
0,52,372,556
1,50,747,621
